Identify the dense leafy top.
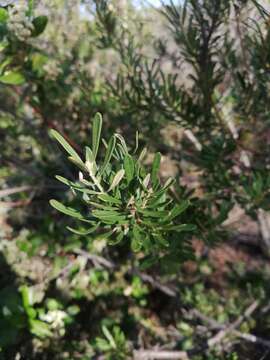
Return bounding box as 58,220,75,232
50,113,196,268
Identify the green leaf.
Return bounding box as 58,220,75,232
147,197,172,209
50,129,83,164
55,176,100,195
131,225,143,252
50,199,85,220
161,224,196,232
88,201,118,211
92,209,123,217
151,152,161,186
165,201,189,221
108,169,125,191
32,16,48,37
102,325,117,349
67,223,100,235
96,230,115,240
138,147,147,163
92,209,126,223
124,154,134,183
0,8,8,23
31,53,48,75
68,157,87,172
85,146,94,162
115,134,128,154
20,286,36,318
142,174,151,190
95,338,111,351
98,193,122,205
133,131,139,154
20,285,31,309
0,71,25,85
85,147,98,174
29,319,52,338
96,218,126,226
138,209,168,218
27,0,34,17
0,57,12,74
92,113,103,159
153,178,175,197
139,256,158,270
153,233,169,247
55,175,84,189
99,135,116,175
108,231,124,245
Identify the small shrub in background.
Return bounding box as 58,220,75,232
1,1,270,359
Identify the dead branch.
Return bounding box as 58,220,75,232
133,350,189,360
0,186,32,198
73,249,116,269
207,300,259,347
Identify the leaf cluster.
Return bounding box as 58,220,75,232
50,113,196,266
0,3,48,85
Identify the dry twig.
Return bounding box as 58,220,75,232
133,350,189,360
207,300,259,347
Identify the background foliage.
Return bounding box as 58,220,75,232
1,0,270,359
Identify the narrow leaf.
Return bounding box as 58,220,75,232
131,225,143,252
88,201,118,211
56,175,99,195
92,113,102,159
153,178,175,197
139,256,158,270
96,230,115,240
108,231,124,245
133,131,139,154
68,157,87,171
161,223,196,232
50,129,83,164
92,209,125,219
124,154,134,183
98,193,122,205
50,199,85,220
142,174,151,189
99,135,116,175
102,326,117,349
85,147,98,175
108,169,125,192
85,146,94,162
115,134,128,154
165,201,189,221
138,147,147,163
138,209,168,218
67,223,100,235
151,152,161,185
55,175,84,189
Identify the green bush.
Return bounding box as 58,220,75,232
1,0,270,359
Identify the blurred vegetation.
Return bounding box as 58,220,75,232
1,0,270,359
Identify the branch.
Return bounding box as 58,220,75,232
191,302,270,350
73,250,178,296
183,129,202,151
133,350,189,360
233,330,270,348
0,186,32,198
73,249,116,269
133,270,178,297
207,300,259,347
